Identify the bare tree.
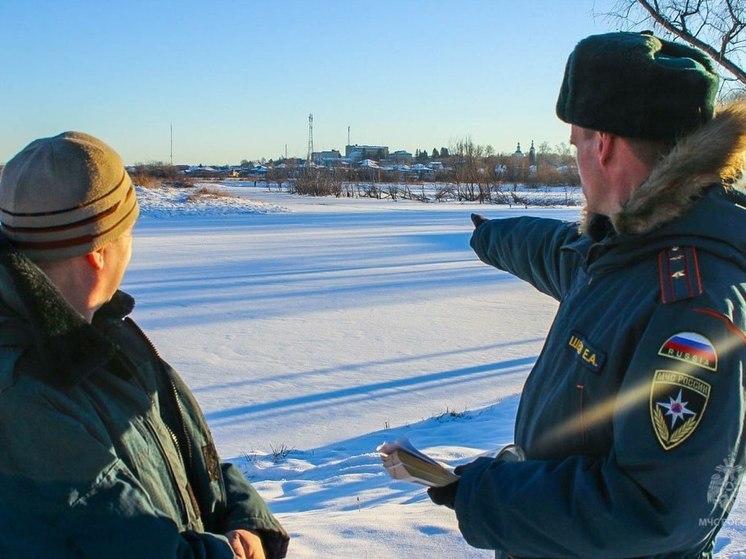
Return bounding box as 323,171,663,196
605,0,745,88
294,167,342,197
451,138,492,203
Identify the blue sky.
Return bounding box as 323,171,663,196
1,0,620,165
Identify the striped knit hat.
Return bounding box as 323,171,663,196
0,131,139,261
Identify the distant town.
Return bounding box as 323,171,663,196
137,139,580,189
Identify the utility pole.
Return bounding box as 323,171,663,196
307,113,314,164
170,124,173,166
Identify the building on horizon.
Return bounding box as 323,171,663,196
345,144,389,163
386,150,413,164
312,149,342,167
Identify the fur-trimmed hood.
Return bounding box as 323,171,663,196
584,100,746,237
0,235,133,388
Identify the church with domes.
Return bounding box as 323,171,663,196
513,141,537,169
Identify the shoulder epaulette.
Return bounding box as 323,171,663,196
658,246,703,304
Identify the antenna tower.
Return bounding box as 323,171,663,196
307,113,314,163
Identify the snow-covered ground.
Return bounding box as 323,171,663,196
127,183,746,558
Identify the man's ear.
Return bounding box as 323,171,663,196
86,248,105,271
598,132,616,166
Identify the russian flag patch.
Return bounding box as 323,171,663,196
658,332,718,372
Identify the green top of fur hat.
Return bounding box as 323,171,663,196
556,31,719,141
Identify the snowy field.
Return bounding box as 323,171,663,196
127,184,746,558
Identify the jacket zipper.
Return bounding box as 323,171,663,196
124,317,194,464
123,317,196,524
123,317,229,519
142,416,190,526
169,378,194,465
576,383,586,446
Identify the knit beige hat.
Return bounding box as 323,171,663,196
0,131,139,261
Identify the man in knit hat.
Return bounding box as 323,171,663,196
0,132,289,558
428,32,746,557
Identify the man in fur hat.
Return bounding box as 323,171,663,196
0,132,289,558
429,32,746,558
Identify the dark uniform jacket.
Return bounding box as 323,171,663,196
0,238,289,558
460,102,746,558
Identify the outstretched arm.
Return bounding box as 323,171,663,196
470,215,584,301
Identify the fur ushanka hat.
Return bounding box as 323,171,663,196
556,32,719,141
0,131,139,261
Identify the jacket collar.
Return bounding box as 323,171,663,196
582,100,746,236
0,235,134,389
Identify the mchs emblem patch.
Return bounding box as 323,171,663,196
658,332,718,372
650,370,711,451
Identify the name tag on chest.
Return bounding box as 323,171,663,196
568,331,606,374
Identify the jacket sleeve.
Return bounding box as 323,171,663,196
453,300,746,557
0,385,235,559
221,462,290,559
470,217,583,301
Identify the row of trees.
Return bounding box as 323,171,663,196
129,162,185,188
287,138,579,202
133,138,579,202
414,147,450,161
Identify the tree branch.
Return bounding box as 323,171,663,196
637,0,746,84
